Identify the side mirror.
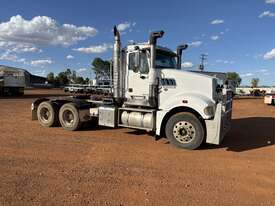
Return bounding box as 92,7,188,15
133,52,140,72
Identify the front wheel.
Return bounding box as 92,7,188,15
59,103,82,131
165,112,205,150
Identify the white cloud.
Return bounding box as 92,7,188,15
189,41,202,48
0,51,28,64
241,73,253,77
77,68,87,72
266,0,275,4
259,69,268,72
264,48,275,60
259,11,275,18
34,69,47,76
0,52,18,61
31,59,53,67
211,35,220,40
117,22,131,31
0,15,97,52
0,41,41,53
211,19,224,25
181,62,194,68
117,22,136,34
17,58,27,64
216,59,235,64
66,54,74,59
73,43,113,54
128,40,135,44
253,54,263,59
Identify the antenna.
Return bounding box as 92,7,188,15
199,54,207,71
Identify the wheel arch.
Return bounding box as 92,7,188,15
159,106,206,138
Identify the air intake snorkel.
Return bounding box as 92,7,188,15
176,44,188,69
148,30,164,108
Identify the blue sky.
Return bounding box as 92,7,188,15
0,0,275,85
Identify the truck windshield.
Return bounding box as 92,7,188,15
156,51,177,69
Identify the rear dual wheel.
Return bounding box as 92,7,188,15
37,101,59,127
59,103,82,131
37,102,82,131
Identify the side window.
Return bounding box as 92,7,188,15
128,53,136,71
128,52,149,74
140,52,149,74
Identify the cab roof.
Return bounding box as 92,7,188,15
126,43,176,55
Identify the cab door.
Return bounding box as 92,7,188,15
126,51,150,103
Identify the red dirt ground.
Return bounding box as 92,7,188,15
0,89,275,206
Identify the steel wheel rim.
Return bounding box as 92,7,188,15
173,121,196,144
40,107,51,122
62,110,74,127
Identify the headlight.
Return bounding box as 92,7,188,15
31,103,34,111
204,106,215,116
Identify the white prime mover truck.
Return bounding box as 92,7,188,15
31,26,233,149
0,66,25,96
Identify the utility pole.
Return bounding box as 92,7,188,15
199,54,207,71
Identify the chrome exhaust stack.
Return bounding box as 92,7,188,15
113,26,121,103
176,44,188,69
148,30,164,108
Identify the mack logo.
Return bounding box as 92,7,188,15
160,78,176,86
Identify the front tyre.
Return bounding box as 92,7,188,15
59,103,82,131
165,112,204,150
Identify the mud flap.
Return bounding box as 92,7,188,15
205,102,231,145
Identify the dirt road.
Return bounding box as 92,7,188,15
0,90,275,206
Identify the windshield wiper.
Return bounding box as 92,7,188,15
156,66,175,68
156,65,169,68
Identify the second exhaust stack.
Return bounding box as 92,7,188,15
148,30,164,108
113,26,121,103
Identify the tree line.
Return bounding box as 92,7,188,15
226,73,262,88
47,58,252,88
46,69,90,86
46,58,110,86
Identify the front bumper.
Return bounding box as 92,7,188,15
205,102,232,145
205,89,233,145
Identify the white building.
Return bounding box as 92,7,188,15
236,87,275,95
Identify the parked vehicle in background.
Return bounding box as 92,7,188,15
64,84,112,95
264,88,275,105
0,67,25,96
64,84,85,93
250,89,266,97
264,93,275,105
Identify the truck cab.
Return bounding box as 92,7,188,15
125,44,177,106
119,41,232,149
31,26,232,150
